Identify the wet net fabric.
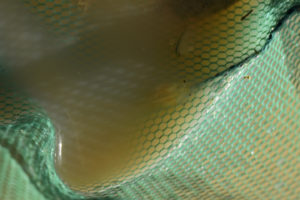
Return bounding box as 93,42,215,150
0,0,300,200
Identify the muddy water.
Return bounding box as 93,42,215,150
10,0,238,190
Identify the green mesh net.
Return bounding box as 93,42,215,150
0,0,299,199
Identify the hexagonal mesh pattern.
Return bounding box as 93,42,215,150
0,0,299,200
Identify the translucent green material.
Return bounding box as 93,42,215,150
0,0,299,200
0,146,46,200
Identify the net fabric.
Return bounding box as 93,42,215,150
0,0,299,200
0,146,46,200
101,11,300,199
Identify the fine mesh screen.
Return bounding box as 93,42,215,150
0,0,299,200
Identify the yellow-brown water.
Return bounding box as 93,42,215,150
10,1,188,189
0,0,299,199
8,0,245,191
